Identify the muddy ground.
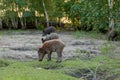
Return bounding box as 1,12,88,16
0,30,119,61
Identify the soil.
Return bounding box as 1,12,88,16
0,30,118,61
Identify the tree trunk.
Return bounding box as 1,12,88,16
20,18,26,29
108,0,118,41
6,19,10,29
42,0,49,27
20,18,24,29
0,19,2,29
35,17,38,28
108,0,114,30
11,18,18,29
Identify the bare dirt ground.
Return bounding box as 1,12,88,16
0,30,119,61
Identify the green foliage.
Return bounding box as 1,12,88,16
115,22,120,39
0,0,120,33
37,25,44,31
61,0,120,32
54,0,64,18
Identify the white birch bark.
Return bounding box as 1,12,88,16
108,0,114,30
42,0,49,27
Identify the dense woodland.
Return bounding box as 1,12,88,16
0,0,120,39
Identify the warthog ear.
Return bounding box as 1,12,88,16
41,38,45,43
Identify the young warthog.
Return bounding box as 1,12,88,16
42,26,56,36
38,39,65,62
41,33,59,43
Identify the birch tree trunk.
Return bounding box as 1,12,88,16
42,0,49,27
20,18,26,29
108,0,114,30
11,18,18,29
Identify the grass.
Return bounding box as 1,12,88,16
72,30,107,39
0,29,40,35
0,52,119,80
0,60,80,80
0,30,119,80
0,29,23,35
